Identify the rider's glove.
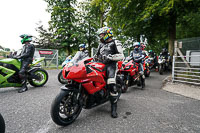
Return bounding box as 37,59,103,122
107,54,113,60
103,54,113,61
93,55,98,61
13,56,20,59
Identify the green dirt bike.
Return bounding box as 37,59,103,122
0,57,48,88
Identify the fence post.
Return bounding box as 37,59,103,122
172,55,175,83
56,50,59,69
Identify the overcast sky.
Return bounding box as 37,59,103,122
0,0,51,51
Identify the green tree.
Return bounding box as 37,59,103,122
91,0,110,27
34,21,55,49
104,0,200,55
44,0,80,55
141,0,200,55
77,0,99,56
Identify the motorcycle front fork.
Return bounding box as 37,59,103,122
126,74,130,83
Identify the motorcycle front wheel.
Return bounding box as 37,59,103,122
144,66,150,77
122,79,129,93
58,70,68,84
159,64,163,75
0,113,5,133
141,76,145,89
51,90,82,126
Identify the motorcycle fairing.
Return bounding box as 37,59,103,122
0,58,21,70
31,57,45,67
0,66,16,84
0,83,22,88
64,58,107,95
83,65,106,94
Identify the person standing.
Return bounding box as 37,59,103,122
95,27,124,118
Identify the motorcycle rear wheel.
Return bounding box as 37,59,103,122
28,68,48,87
51,90,82,126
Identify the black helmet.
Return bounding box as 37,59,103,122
162,48,168,54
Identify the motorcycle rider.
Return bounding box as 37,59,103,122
148,50,156,58
130,42,145,75
13,34,35,93
140,43,148,58
95,27,124,118
159,48,170,60
159,48,171,70
71,44,89,63
148,50,158,70
62,55,72,67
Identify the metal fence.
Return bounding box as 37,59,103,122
172,37,200,85
35,48,59,69
178,37,200,55
172,55,200,85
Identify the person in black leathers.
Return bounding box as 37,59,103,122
148,50,158,69
140,43,148,58
95,27,124,118
148,50,156,59
13,34,35,93
130,42,145,75
71,44,89,63
159,48,171,70
159,48,170,60
0,113,5,133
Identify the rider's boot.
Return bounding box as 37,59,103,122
109,84,119,118
111,102,118,118
18,81,28,93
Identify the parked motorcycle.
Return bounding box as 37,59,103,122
143,56,150,77
51,57,122,126
0,113,5,133
0,57,48,88
58,57,72,84
146,56,159,72
158,56,169,75
119,57,145,93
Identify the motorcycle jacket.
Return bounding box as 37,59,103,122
130,49,145,63
18,43,35,62
96,40,124,64
71,50,89,63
